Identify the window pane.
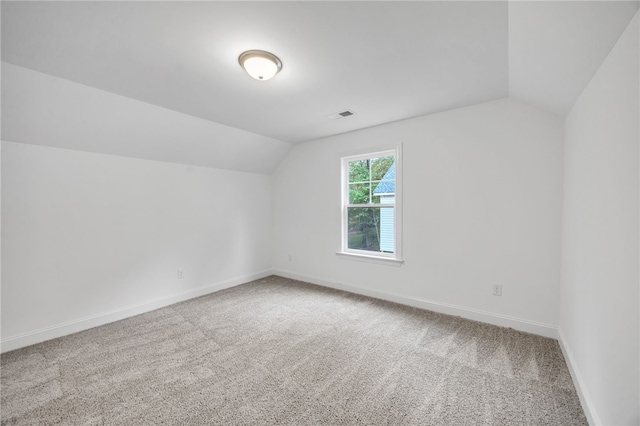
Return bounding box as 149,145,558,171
349,159,370,183
348,207,384,252
370,156,394,181
343,149,399,259
349,183,370,204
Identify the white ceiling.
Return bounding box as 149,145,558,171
1,62,292,174
509,1,640,115
2,1,639,145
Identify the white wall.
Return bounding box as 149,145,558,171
272,98,564,335
1,141,273,351
560,12,639,426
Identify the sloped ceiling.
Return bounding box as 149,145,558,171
509,1,639,115
1,1,639,171
2,63,291,174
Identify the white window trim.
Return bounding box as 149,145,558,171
336,251,404,266
337,144,403,265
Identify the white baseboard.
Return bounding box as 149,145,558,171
274,269,558,339
1,270,272,353
557,328,600,426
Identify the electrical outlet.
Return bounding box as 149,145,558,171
177,268,184,279
492,284,502,296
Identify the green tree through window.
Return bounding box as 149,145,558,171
346,155,394,252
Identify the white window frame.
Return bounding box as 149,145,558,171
337,144,403,266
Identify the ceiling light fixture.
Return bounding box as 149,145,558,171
238,50,282,81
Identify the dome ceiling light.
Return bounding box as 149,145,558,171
238,50,282,81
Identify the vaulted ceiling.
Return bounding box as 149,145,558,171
2,1,639,147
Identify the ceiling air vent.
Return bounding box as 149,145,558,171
326,110,356,120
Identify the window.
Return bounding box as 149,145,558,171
339,146,402,264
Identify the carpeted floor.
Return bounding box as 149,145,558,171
1,275,587,425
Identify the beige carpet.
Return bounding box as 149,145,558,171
1,275,587,425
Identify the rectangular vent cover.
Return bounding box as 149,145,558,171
326,110,356,120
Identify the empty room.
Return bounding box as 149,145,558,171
1,1,638,425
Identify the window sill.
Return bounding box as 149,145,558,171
336,252,404,266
